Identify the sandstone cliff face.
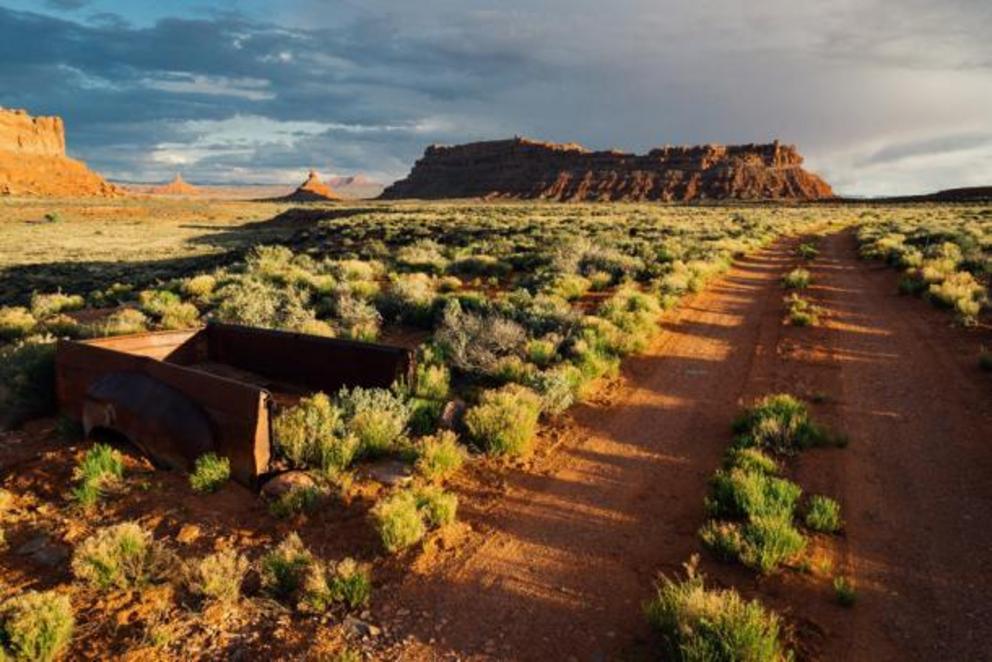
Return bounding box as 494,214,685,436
381,137,834,202
0,107,118,197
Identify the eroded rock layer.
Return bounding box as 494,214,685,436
381,137,834,201
0,108,118,197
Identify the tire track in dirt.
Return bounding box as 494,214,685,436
374,241,799,660
799,231,992,661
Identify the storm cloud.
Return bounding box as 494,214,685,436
0,0,989,194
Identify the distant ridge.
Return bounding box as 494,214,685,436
381,136,834,202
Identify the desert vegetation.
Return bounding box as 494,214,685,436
857,208,990,325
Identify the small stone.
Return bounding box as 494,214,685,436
260,471,317,499
176,524,201,544
439,399,468,432
365,459,412,487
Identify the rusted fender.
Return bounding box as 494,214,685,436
82,371,214,472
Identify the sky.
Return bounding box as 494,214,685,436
0,0,989,195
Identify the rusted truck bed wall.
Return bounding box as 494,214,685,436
204,323,415,394
80,328,207,363
56,339,270,485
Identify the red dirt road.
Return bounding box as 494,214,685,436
369,229,992,661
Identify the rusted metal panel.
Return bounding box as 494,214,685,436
205,323,415,394
56,337,270,486
54,323,415,489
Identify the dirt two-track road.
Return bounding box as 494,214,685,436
371,229,992,661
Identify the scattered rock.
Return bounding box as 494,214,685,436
176,524,201,544
260,471,317,499
381,137,834,202
15,534,69,567
364,459,413,487
344,616,381,638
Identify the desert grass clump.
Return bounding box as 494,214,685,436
415,430,466,483
413,362,450,400
268,485,323,519
644,555,791,661
85,308,148,337
927,271,986,325
782,268,811,290
371,490,427,553
70,443,124,509
184,549,248,605
260,533,314,599
0,307,37,341
833,576,857,607
733,394,826,454
804,495,843,533
299,558,373,613
434,300,527,376
797,242,819,260
784,293,821,327
705,469,802,521
71,522,174,590
273,393,358,473
30,292,84,319
465,384,543,457
188,453,230,493
182,274,217,299
0,590,74,662
414,485,459,527
336,386,411,457
723,448,779,475
0,336,56,428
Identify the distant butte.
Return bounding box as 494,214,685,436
380,136,834,202
277,170,342,202
0,107,119,197
149,173,200,196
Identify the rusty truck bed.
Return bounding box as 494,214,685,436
55,323,414,487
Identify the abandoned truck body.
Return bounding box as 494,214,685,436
55,323,414,487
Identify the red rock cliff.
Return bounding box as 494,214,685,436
381,137,834,201
0,107,118,197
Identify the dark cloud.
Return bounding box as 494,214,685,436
0,2,989,193
43,0,89,10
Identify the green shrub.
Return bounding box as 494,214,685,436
833,576,857,607
797,242,819,260
738,516,806,574
414,362,450,400
183,274,217,298
698,520,745,562
30,292,84,319
415,486,458,527
184,549,248,604
273,393,357,473
337,386,410,457
371,490,426,553
137,289,182,318
159,302,200,330
333,291,382,341
927,271,985,325
415,430,466,483
70,443,124,509
71,522,174,590
268,485,322,519
465,384,543,457
327,558,372,609
706,469,801,521
784,293,820,326
189,453,230,493
733,394,825,454
528,364,580,416
0,307,37,341
644,555,791,661
84,308,148,337
0,336,57,428
40,314,80,338
0,590,74,662
804,495,842,533
260,533,314,599
526,337,558,367
781,268,810,290
723,448,779,475
434,300,527,376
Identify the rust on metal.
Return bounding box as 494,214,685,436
55,322,415,487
